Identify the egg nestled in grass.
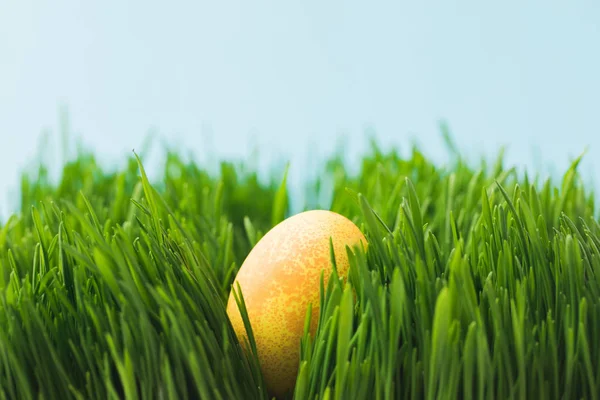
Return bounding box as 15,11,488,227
226,210,367,398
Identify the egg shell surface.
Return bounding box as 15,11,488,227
226,209,367,398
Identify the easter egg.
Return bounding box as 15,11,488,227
226,210,367,398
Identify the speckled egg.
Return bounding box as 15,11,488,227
226,210,367,398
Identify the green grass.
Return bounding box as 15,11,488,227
1,139,599,399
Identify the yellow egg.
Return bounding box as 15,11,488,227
226,210,367,398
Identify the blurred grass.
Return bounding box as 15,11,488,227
0,135,599,399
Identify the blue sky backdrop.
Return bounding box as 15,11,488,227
1,1,599,217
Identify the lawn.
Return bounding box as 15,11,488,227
0,139,598,399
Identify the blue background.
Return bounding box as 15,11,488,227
1,1,599,217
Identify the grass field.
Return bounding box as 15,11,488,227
0,139,599,400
